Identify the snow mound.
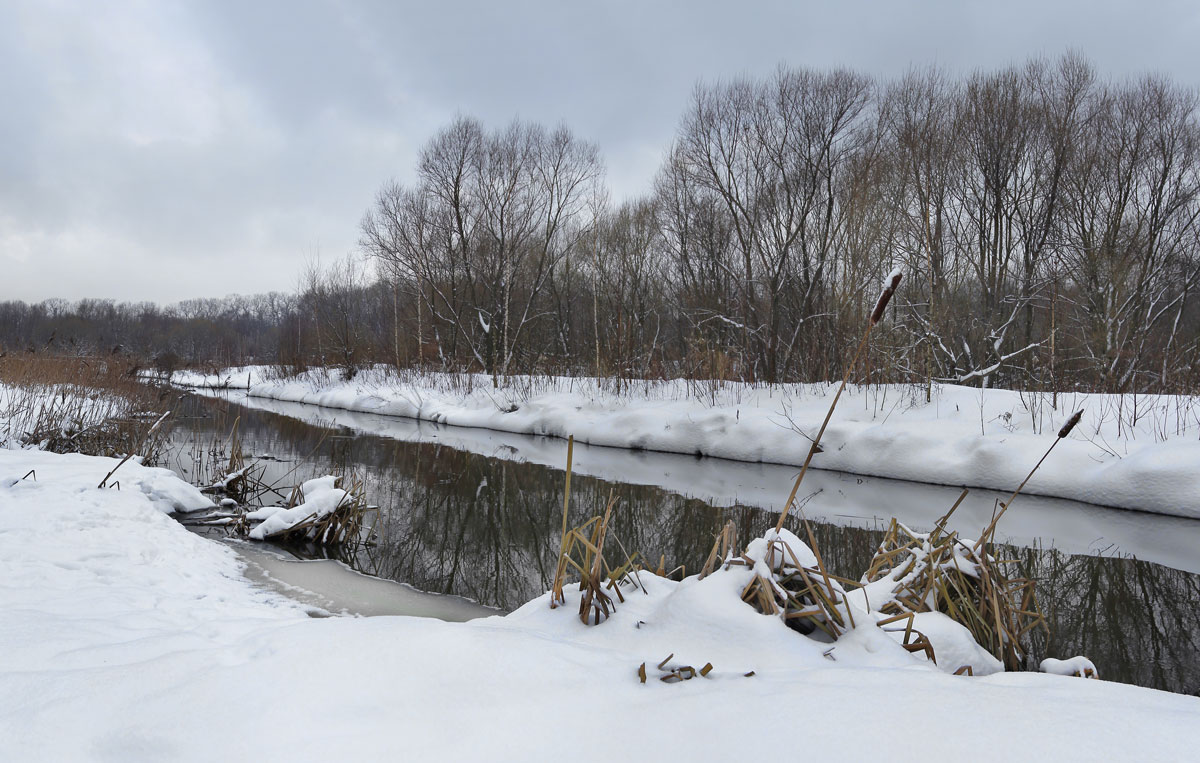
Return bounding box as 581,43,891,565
2,448,1197,760
0,449,213,514
1041,656,1100,678
247,475,349,540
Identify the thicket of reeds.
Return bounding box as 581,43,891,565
550,437,661,624
862,515,1046,670
730,530,859,640
180,416,375,547
0,353,175,466
196,417,269,505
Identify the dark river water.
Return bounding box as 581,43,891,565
164,391,1200,696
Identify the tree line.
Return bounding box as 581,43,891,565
8,54,1200,393
358,53,1200,392
0,295,292,372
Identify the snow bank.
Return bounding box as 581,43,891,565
0,448,214,514
2,447,1198,760
176,367,1200,519
0,381,210,514
0,449,306,678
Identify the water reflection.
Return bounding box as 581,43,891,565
166,394,1200,695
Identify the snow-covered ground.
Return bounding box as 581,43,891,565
173,366,1200,520
3,385,1199,759
3,445,1199,760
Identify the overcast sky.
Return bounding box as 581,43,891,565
2,0,1198,304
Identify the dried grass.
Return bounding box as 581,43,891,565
256,472,378,546
197,416,268,505
549,436,656,624
638,655,717,683
0,353,175,465
729,532,859,640
862,515,1047,670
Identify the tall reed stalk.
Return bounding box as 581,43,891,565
975,408,1083,548
550,435,575,607
774,270,903,533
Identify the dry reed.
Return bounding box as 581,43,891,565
774,271,903,533
0,353,175,465
254,472,378,546
862,515,1047,670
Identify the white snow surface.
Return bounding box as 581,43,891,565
174,366,1200,519
2,446,1199,760
1042,656,1101,678
0,447,213,514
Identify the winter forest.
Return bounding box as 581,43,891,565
6,53,1200,394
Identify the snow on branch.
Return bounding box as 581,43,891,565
951,342,1043,383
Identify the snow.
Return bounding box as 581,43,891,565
246,475,348,539
171,366,1200,520
0,447,214,514
1042,656,1100,678
0,449,306,678
908,611,1004,675
872,267,904,323
2,444,1199,759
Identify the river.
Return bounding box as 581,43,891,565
164,391,1200,695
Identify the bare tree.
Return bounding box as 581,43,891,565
1060,74,1200,389
361,116,604,381
671,66,875,381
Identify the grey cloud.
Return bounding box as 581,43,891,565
1,0,1197,303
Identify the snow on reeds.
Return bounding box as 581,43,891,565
861,517,1045,671
551,487,1058,676
244,473,377,545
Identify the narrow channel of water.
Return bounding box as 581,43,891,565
164,392,1200,696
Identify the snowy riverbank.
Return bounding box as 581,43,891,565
207,391,1200,574
3,445,1199,760
174,366,1200,519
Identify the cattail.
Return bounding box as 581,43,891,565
870,269,904,326
1058,409,1083,438
774,266,904,533
978,408,1085,549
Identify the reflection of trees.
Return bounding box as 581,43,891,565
168,396,1200,695
370,451,561,608
1020,545,1200,695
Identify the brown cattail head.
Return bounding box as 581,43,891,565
1058,409,1084,438
870,269,904,326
